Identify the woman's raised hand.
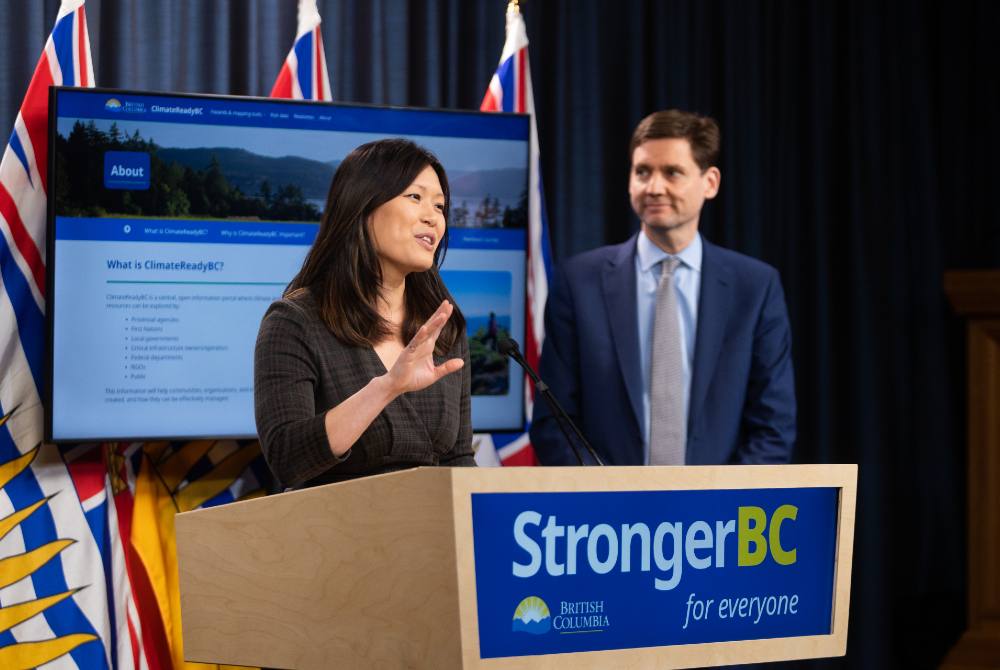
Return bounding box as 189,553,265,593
385,300,464,395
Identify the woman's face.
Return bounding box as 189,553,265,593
369,165,446,283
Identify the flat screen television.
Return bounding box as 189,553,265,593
46,87,529,441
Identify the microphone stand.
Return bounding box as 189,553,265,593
499,338,605,466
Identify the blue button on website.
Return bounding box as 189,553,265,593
104,151,150,190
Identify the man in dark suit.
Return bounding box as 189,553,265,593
530,109,795,466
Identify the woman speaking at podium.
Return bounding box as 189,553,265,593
254,139,475,489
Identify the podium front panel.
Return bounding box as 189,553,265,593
450,465,856,669
471,487,838,657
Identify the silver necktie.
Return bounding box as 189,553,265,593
649,257,686,465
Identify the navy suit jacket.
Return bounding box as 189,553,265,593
530,234,795,465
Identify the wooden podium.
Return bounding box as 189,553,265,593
176,465,856,669
943,270,1000,669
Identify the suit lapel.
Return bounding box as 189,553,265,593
601,236,644,432
689,240,733,432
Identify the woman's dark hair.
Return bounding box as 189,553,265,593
286,138,466,355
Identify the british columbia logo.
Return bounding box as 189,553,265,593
512,596,551,634
105,97,145,113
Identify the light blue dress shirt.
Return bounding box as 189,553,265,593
635,231,702,463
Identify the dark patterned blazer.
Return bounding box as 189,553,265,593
254,291,475,489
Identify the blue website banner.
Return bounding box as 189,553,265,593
471,487,839,659
55,216,318,246
54,216,524,251
57,89,529,141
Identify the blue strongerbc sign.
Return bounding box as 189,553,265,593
471,487,840,659
103,151,150,190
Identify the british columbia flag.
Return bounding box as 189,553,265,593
270,0,333,101
0,2,119,667
475,3,553,466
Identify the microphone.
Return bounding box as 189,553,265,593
498,337,605,466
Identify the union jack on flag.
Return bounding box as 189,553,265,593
475,2,554,466
270,0,333,101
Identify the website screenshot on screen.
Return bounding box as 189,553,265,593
50,90,528,440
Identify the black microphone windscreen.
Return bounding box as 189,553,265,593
498,337,518,356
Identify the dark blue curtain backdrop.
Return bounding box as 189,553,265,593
3,1,999,667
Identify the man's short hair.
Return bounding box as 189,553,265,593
629,109,721,171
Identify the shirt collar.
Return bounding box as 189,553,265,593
636,230,703,274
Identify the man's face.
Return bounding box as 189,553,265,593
628,138,720,236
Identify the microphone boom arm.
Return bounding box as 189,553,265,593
499,338,605,466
